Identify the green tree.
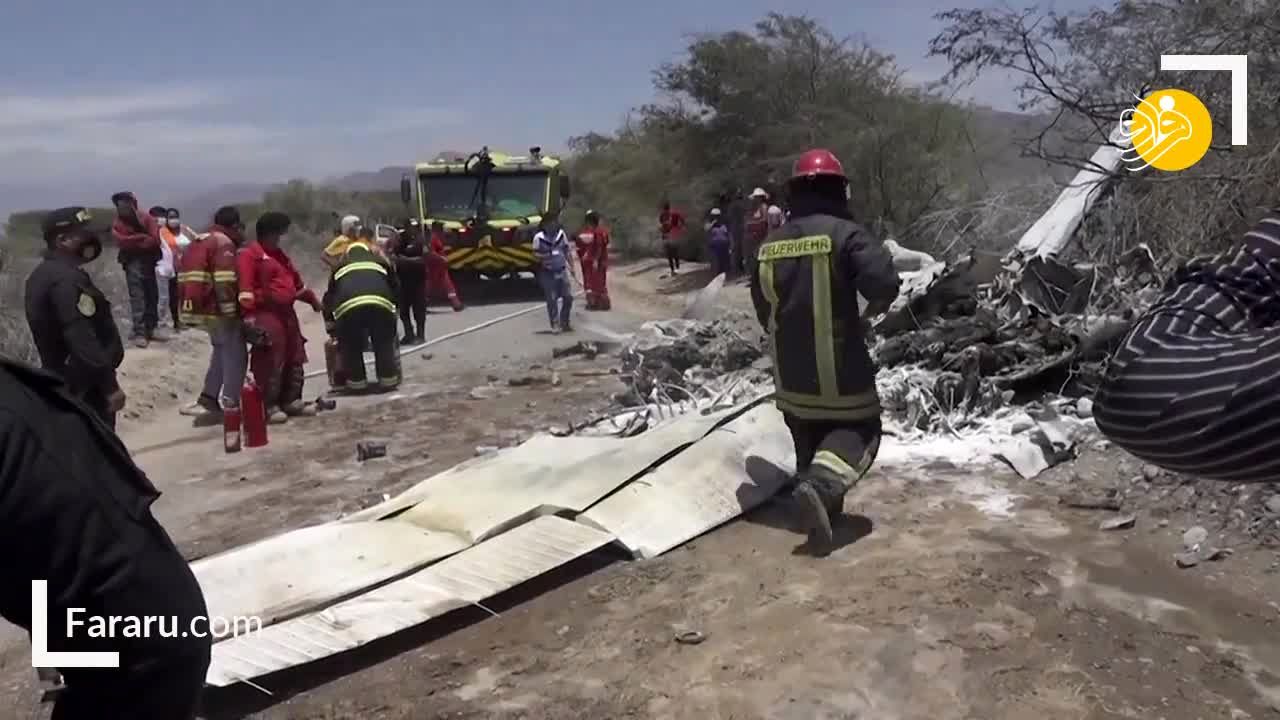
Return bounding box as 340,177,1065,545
929,0,1280,261
565,13,984,256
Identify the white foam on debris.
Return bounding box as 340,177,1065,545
878,410,1029,467
878,411,1031,520
954,475,1022,518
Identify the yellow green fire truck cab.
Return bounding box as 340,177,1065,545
400,148,571,278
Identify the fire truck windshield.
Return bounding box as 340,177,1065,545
419,172,548,221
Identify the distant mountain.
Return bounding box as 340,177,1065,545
7,113,1092,233
176,182,278,225
320,166,411,193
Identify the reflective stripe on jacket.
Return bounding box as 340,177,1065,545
323,241,398,321
177,231,238,326
749,214,900,421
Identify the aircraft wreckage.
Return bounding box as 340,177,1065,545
195,396,794,687
194,125,1135,688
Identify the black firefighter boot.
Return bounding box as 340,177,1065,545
791,464,849,553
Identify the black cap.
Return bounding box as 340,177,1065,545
41,206,93,242
255,211,292,238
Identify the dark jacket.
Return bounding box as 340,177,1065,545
391,229,428,276
322,241,399,322
0,358,207,650
749,210,900,421
23,253,124,399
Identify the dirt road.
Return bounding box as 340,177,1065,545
4,264,1280,719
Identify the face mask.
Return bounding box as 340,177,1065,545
73,234,103,263
167,219,180,229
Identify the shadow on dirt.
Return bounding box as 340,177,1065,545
741,456,876,557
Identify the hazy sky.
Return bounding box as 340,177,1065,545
0,0,1095,214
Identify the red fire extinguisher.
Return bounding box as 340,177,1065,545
223,403,242,454
325,336,348,389
241,377,269,448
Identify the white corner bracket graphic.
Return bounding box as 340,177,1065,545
31,581,119,669
1160,54,1248,145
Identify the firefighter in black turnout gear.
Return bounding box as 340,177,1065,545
323,235,402,393
23,207,127,428
391,218,428,344
0,357,211,719
750,149,900,554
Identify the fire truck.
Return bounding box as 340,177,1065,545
400,146,571,280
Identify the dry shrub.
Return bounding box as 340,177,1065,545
931,0,1280,265
906,178,1063,258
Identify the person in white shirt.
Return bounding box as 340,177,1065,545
766,201,785,231
158,208,196,332
532,208,581,334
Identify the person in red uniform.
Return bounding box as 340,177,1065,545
425,220,464,311
574,210,612,310
658,201,686,274
236,212,324,424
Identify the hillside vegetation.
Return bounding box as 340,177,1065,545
563,13,1068,256
931,0,1280,264
17,6,1232,358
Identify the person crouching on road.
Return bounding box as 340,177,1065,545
575,210,612,311
0,357,211,720
322,233,402,393
23,207,127,428
533,208,580,334
110,191,163,347
707,208,732,277
750,149,900,554
426,220,465,311
177,206,247,422
391,218,428,344
238,212,324,424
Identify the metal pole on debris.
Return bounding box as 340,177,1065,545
302,304,544,380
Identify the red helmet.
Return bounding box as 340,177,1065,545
791,149,846,180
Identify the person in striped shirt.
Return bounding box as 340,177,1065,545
1094,209,1280,482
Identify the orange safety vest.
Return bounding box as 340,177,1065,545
160,226,183,255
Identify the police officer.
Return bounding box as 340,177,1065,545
749,149,900,554
391,217,428,345
0,356,211,718
23,207,126,428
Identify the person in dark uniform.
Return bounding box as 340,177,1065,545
0,357,211,719
323,231,402,393
750,149,900,554
23,207,127,428
391,218,428,345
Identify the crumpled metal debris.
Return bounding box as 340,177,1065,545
992,405,1094,479
874,238,1164,411
556,319,773,438
618,318,763,407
